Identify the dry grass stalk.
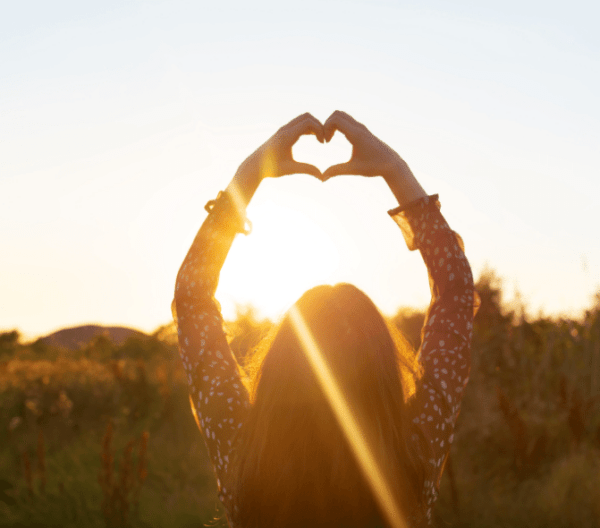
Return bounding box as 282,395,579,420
497,386,527,470
132,431,149,515
22,450,33,498
558,375,597,449
568,389,586,446
137,431,149,485
37,430,46,493
99,420,115,523
112,439,135,526
98,423,149,527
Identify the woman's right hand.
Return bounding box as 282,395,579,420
322,111,407,181
322,111,427,206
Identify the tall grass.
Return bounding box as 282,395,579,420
0,332,226,527
433,272,600,528
1,275,599,527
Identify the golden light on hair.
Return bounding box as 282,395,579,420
288,305,408,528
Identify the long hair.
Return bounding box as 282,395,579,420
233,284,428,527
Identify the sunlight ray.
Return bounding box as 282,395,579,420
261,151,276,180
226,181,251,232
288,305,407,528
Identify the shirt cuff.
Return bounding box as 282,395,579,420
387,194,440,251
205,190,252,235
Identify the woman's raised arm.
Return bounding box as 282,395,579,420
322,110,476,523
173,113,325,520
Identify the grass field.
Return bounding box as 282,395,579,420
1,275,600,527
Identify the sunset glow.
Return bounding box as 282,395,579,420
1,1,599,338
217,186,342,319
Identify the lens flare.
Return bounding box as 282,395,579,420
288,305,407,528
261,151,276,180
227,181,248,216
225,181,252,234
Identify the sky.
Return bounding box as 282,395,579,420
1,0,599,340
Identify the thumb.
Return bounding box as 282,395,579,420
322,161,357,180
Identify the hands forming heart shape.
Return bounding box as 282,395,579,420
230,110,427,209
238,111,408,184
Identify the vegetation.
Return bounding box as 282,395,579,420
434,271,600,528
1,270,599,527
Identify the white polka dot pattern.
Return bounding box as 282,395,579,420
173,192,250,522
174,192,475,527
389,194,475,525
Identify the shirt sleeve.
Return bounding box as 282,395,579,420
388,194,478,514
173,191,251,516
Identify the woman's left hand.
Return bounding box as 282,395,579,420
236,113,325,182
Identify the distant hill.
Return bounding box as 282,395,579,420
39,325,147,351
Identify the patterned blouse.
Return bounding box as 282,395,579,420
173,191,476,527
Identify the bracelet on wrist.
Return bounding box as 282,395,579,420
204,191,252,235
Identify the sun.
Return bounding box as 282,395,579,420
216,183,342,321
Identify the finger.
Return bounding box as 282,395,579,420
289,114,325,143
323,111,360,143
286,112,314,127
323,111,343,142
282,160,323,180
322,161,358,180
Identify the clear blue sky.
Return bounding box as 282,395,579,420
1,0,599,339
